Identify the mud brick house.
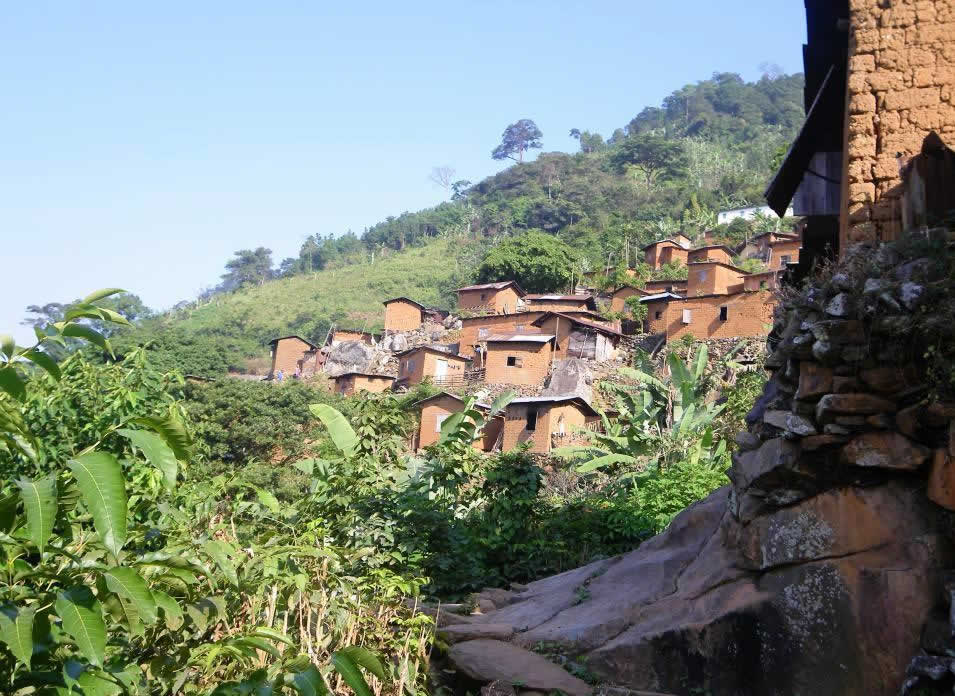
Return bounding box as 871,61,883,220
767,235,802,269
686,261,748,296
383,297,426,332
501,396,599,454
766,0,955,269
332,372,395,396
413,392,503,451
531,312,625,361
484,334,555,386
643,289,775,341
523,294,597,313
395,346,469,387
686,245,735,266
743,270,782,292
268,335,318,378
328,328,379,346
610,286,650,313
458,311,546,360
643,239,690,270
456,281,525,315
643,279,687,295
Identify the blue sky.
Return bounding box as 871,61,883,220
1,1,806,343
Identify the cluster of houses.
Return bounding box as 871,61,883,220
267,226,801,456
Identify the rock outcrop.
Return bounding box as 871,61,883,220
323,340,390,376
439,241,955,695
542,358,594,403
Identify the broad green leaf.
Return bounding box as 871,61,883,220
232,635,281,659
151,590,184,630
0,367,26,401
15,475,57,554
437,412,466,444
330,651,374,696
68,452,127,559
202,540,238,587
488,389,516,416
291,459,315,476
55,588,106,667
289,664,327,696
103,567,157,624
336,646,386,681
117,428,178,491
250,626,296,646
308,404,358,456
0,605,34,668
22,350,61,380
76,668,123,696
132,413,193,461
253,487,280,514
0,493,18,534
61,324,112,356
81,288,126,304
576,453,636,473
0,334,15,359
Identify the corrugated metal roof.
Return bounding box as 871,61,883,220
508,395,599,416
525,294,593,301
485,333,555,343
639,292,684,302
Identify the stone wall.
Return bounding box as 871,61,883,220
844,0,955,248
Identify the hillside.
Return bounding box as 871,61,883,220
110,71,805,375
112,238,483,375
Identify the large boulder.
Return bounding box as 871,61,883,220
323,340,378,377
541,358,594,403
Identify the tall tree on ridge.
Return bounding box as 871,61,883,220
492,119,543,163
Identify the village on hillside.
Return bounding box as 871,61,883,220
265,209,803,455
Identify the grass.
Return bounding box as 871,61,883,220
129,238,476,372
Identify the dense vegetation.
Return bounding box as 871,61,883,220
0,291,763,693
21,71,804,377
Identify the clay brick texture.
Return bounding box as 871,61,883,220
645,242,689,269
398,348,468,386
457,287,523,314
768,240,801,269
648,291,775,340
383,300,424,332
484,340,553,386
501,402,596,454
333,374,395,396
687,262,746,296
269,337,315,377
458,312,545,359
611,286,646,313
844,0,955,248
687,247,734,265
524,298,594,313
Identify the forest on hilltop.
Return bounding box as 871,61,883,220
25,71,806,375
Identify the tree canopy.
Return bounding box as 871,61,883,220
610,135,690,187
492,119,543,163
477,230,577,293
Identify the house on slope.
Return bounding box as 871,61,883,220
413,392,503,451
643,238,690,270
530,312,626,361
523,294,597,314
395,346,469,387
456,281,526,315
687,245,736,266
383,297,426,332
328,327,380,346
268,335,319,378
458,311,546,360
686,261,748,296
502,396,600,454
332,372,396,396
610,286,650,314
640,287,774,341
484,334,556,386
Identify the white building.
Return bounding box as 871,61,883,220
717,205,794,225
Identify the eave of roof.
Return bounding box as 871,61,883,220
412,391,492,410
268,335,318,348
764,64,842,216
530,312,626,338
508,395,599,417
382,297,426,310
687,260,749,274
456,280,527,296
485,333,556,344
333,372,396,380
394,345,469,360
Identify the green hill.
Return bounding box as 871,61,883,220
112,238,482,375
109,71,805,376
